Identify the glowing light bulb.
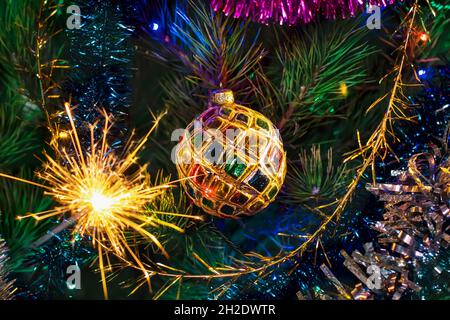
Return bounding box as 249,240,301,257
419,32,429,42
340,82,348,97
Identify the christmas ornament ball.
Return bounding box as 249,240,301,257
175,89,286,218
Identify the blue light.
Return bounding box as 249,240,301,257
418,69,426,76
152,22,159,31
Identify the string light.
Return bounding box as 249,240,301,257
339,82,349,97
417,31,429,43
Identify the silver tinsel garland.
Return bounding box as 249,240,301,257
0,238,15,300
311,145,450,300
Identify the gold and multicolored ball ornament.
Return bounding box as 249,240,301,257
175,89,286,218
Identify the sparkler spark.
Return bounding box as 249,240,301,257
0,103,201,298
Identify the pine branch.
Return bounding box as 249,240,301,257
0,171,53,272
0,100,43,169
420,0,450,59
0,0,67,111
139,0,266,99
257,19,375,145
282,146,351,209
315,0,422,241
0,0,66,168
0,0,64,272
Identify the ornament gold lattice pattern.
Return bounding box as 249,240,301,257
175,89,286,218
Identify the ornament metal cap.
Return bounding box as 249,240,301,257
210,89,234,105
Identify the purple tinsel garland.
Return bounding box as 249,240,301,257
212,0,399,25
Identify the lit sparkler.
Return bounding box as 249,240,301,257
0,103,201,298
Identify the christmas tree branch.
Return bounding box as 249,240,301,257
0,0,65,168
116,1,424,299
139,0,266,98
0,0,64,274
260,19,374,145
316,0,422,234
